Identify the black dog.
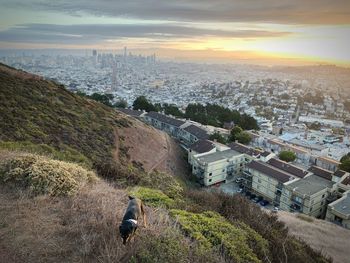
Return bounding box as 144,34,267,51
119,196,147,245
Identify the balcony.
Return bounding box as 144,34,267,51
243,170,252,177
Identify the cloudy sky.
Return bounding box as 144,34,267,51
0,0,349,65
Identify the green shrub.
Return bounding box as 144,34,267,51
139,170,183,199
0,141,92,168
0,153,97,196
131,228,222,263
129,187,174,207
170,209,268,263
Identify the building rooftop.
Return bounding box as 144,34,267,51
261,151,272,157
334,170,347,178
197,149,241,164
247,160,295,183
308,166,333,181
268,158,308,178
146,111,185,127
117,108,143,117
190,140,215,154
183,124,209,140
287,174,334,196
228,142,261,157
330,193,350,216
341,176,350,186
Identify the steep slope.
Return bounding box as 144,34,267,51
0,63,188,180
0,64,332,263
278,212,350,263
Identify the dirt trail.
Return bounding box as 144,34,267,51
114,118,190,178
278,211,350,263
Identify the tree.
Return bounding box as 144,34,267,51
279,151,296,163
162,104,184,118
340,153,350,172
133,96,157,112
229,126,243,142
236,132,251,145
209,132,227,144
89,93,113,107
114,99,127,108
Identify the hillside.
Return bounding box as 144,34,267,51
0,63,188,182
278,212,350,263
0,64,332,263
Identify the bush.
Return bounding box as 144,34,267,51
129,187,175,208
171,209,268,263
0,153,97,196
0,141,92,168
279,151,297,162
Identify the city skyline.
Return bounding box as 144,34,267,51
0,0,349,66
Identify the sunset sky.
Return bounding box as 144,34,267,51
0,0,349,65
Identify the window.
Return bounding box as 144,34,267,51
194,167,197,170
209,179,212,182
209,173,212,176
321,201,324,205
310,207,312,212
222,169,225,172
322,194,325,198
319,208,322,212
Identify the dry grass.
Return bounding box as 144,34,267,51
0,180,226,263
278,211,350,263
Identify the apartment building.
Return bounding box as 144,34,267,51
245,160,298,205
326,192,350,229
192,149,244,186
281,174,335,218
188,139,216,166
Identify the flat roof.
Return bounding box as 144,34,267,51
287,174,334,196
228,142,261,157
308,166,333,181
183,124,209,139
331,193,350,216
197,149,241,163
247,160,295,183
190,139,215,154
268,158,308,178
146,111,185,127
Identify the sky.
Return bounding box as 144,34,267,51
0,0,349,65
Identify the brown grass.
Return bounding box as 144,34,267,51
278,211,350,263
0,181,226,263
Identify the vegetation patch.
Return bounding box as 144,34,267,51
296,213,314,223
170,209,268,263
129,187,175,208
0,141,92,168
0,153,97,196
139,170,183,199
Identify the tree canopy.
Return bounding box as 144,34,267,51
209,132,227,144
340,153,350,173
185,103,259,130
133,96,158,112
279,151,296,163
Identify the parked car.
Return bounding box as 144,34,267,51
237,188,243,193
235,177,243,183
249,194,256,200
253,196,263,203
272,206,280,213
259,200,270,206
245,191,251,198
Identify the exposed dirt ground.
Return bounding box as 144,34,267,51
116,118,190,179
278,211,350,263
